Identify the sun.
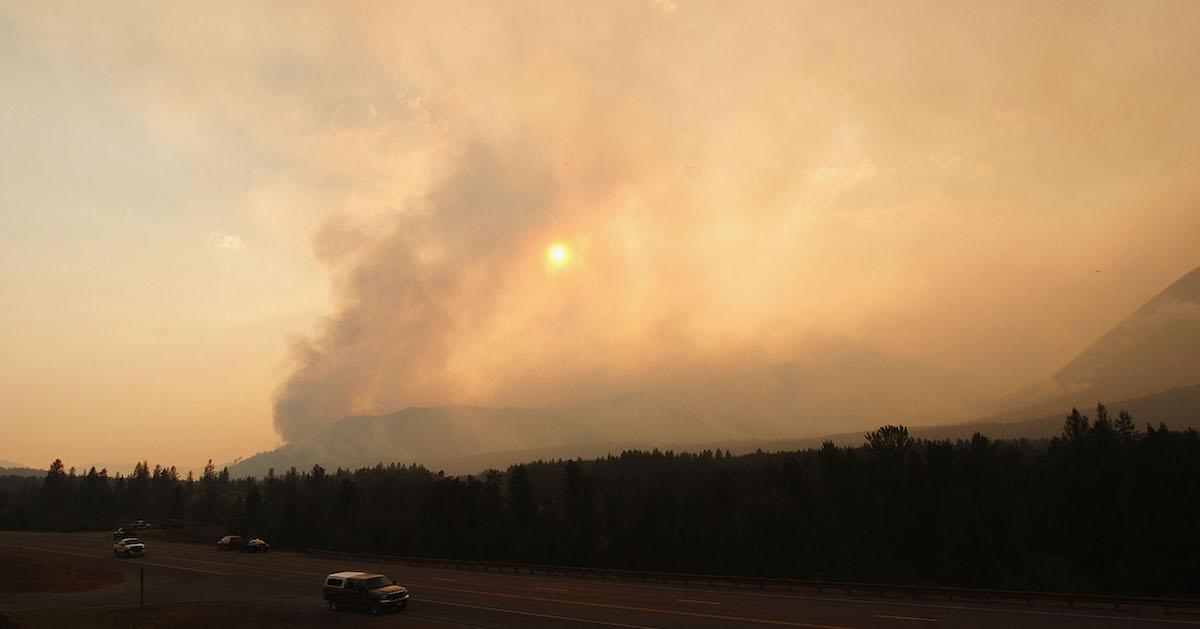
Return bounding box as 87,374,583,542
547,243,570,266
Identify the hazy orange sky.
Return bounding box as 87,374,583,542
2,1,1198,473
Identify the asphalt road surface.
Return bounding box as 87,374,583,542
1,531,1197,628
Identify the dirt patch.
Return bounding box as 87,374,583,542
0,552,124,595
7,603,387,629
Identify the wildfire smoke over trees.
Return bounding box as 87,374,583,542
1,405,1196,597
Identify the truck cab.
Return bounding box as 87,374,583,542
113,537,145,557
323,571,409,614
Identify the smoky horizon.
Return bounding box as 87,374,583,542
2,1,1199,472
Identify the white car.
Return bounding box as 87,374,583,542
113,537,145,557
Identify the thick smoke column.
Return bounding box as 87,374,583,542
265,1,1200,443
273,145,556,442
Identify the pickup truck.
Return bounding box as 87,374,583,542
323,571,409,614
113,538,145,558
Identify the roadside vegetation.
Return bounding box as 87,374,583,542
0,405,1196,597
0,552,122,594
5,603,370,629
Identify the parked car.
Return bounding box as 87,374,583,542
216,535,244,550
112,527,134,540
242,538,270,553
113,538,145,558
323,571,409,614
129,519,152,530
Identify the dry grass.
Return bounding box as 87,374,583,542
9,604,390,629
0,552,123,595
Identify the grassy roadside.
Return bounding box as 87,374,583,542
5,604,388,629
0,552,123,595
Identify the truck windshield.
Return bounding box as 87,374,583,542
363,576,390,589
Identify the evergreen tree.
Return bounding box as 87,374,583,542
865,425,914,459
168,484,187,520
506,464,535,526
1063,407,1090,441
1114,410,1137,440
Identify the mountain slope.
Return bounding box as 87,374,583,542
228,346,980,478
230,383,1200,478
229,266,1200,478
229,406,582,477
1004,265,1200,416
0,466,44,477
1054,266,1200,397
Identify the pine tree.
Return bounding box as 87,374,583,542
506,464,535,526
1093,403,1114,438
865,425,914,459
1063,408,1090,441
169,484,187,520
1114,410,1137,440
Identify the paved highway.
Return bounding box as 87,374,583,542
2,531,1197,628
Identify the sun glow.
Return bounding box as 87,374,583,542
547,243,570,266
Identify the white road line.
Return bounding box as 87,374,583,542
10,543,287,578
424,570,1200,627
6,545,226,576
419,583,854,629
715,591,1200,626
876,615,938,623
422,597,663,628
678,598,721,606
135,560,231,576
536,586,568,592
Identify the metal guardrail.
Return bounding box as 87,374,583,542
305,548,1200,613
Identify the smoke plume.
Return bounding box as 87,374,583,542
246,1,1200,444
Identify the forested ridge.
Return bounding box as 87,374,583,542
1,404,1197,597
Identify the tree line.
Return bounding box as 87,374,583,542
1,404,1196,597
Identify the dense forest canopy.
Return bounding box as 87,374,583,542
1,405,1196,597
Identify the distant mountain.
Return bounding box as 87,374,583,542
0,459,27,468
229,406,589,477
230,267,1200,479
0,466,44,478
1004,265,1200,417
228,383,1200,478
740,383,1200,451
228,346,982,478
